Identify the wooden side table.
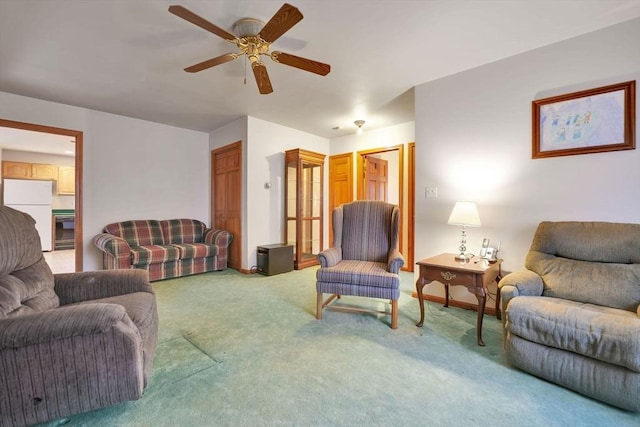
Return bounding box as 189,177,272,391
415,253,503,346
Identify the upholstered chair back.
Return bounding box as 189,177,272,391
334,201,399,263
0,206,59,318
525,221,640,312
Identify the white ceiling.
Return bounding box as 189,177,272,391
1,0,639,143
0,127,76,157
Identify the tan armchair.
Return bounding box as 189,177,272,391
499,221,640,411
0,206,159,427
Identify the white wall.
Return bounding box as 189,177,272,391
246,117,330,271
1,92,210,271
414,19,640,304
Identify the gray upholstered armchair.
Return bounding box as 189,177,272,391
499,221,640,411
0,206,159,427
316,200,405,329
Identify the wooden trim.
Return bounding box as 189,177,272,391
0,119,83,272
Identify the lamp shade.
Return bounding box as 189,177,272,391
447,202,481,227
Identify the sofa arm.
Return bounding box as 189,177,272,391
94,233,132,269
55,269,153,305
387,249,405,274
318,247,342,267
204,229,233,247
0,303,129,349
498,270,543,316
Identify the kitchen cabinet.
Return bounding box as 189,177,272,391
57,166,75,195
2,161,58,180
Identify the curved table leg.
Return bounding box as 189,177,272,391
416,276,427,327
475,289,487,346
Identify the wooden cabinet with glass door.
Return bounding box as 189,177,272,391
285,148,325,270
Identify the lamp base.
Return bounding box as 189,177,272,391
454,253,468,262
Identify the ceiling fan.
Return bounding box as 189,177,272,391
168,3,331,94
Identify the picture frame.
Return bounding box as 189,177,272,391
532,81,635,159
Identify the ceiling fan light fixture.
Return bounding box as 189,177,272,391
232,18,264,38
354,119,365,134
169,4,330,95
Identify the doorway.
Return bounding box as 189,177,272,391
0,119,83,272
355,144,413,271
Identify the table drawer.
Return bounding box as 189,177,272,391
422,268,476,286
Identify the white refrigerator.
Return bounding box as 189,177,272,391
3,178,53,251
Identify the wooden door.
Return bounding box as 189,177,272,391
364,156,388,201
211,142,242,271
328,153,353,245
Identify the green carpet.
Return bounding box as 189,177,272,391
40,268,638,426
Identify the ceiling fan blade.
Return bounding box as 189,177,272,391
270,51,330,76
252,62,273,94
258,3,303,43
169,5,236,41
184,53,239,73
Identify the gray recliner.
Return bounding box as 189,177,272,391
499,221,640,411
0,206,159,427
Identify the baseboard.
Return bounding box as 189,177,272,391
411,292,498,317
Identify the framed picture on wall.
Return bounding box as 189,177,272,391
532,80,635,159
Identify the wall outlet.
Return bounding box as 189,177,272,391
425,186,438,198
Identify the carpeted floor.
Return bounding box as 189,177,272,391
40,268,638,426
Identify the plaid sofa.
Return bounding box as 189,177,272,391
93,219,233,281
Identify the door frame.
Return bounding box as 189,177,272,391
356,145,408,269
0,118,83,272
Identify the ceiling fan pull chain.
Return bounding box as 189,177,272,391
244,54,247,85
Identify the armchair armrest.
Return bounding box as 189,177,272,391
0,303,127,349
55,269,153,305
498,270,544,322
317,247,342,267
204,229,233,247
387,249,405,274
94,233,132,269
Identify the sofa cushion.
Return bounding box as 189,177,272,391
104,220,164,247
0,207,59,318
130,245,180,266
171,243,217,259
506,296,640,372
161,219,206,244
316,261,399,289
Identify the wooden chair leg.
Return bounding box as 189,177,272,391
391,299,398,329
316,292,323,320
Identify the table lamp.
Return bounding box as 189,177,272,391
447,201,481,262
